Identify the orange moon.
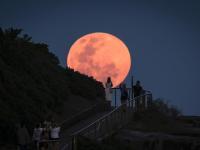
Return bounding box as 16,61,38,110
67,32,131,87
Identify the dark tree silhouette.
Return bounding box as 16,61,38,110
0,28,105,145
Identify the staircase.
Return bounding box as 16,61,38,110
63,93,152,150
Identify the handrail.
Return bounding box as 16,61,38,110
111,87,152,107
71,105,119,136
71,93,152,136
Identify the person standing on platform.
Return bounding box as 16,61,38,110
105,77,113,108
133,80,143,97
133,80,144,110
119,83,128,105
119,83,128,113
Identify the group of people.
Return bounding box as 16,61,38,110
105,76,144,106
16,120,61,150
32,121,61,150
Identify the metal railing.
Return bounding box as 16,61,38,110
112,88,152,108
70,93,153,150
112,87,133,107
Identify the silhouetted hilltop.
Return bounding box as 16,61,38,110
0,28,105,144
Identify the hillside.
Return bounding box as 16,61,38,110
75,99,200,150
0,28,105,144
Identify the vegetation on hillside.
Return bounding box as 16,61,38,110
0,28,105,144
128,98,182,132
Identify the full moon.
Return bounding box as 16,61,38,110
67,32,131,87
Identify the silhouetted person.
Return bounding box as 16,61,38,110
119,83,128,105
40,129,49,150
50,123,61,150
17,122,31,150
105,77,113,108
32,123,43,149
133,80,143,97
133,80,144,110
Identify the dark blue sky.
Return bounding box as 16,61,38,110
1,0,200,115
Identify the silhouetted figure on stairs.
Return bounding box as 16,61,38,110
133,80,144,111
133,80,143,97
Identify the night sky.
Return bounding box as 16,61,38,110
1,0,200,115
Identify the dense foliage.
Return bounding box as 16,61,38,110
0,28,105,144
